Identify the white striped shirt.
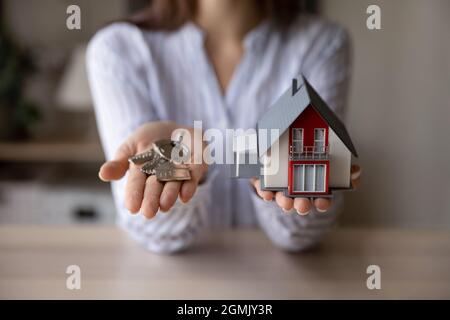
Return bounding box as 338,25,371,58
87,15,351,253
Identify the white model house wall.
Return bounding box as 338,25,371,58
262,130,289,188
233,132,259,178
329,128,351,188
261,128,351,189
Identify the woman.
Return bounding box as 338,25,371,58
87,0,361,253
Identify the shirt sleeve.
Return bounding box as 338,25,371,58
254,24,352,252
86,24,211,253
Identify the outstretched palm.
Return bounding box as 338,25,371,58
98,121,208,219
251,164,361,214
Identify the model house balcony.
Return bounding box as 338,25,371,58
290,145,329,160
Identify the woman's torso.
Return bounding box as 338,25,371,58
93,15,349,226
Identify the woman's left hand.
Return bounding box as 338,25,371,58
250,164,361,215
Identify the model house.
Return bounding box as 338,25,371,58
232,76,358,197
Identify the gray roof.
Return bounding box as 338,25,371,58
257,75,358,157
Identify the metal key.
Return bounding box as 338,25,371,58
140,156,168,175
128,149,157,165
155,162,191,181
129,137,192,182
153,139,176,160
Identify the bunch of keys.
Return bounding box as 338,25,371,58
128,136,191,182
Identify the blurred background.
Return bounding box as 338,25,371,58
0,0,449,228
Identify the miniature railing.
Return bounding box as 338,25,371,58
290,145,329,160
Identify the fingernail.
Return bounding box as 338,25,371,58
141,212,151,219
296,210,310,216
316,208,328,213
98,171,106,181
263,198,272,202
282,208,291,213
351,169,361,180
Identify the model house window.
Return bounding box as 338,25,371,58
292,128,303,155
314,128,325,153
293,164,326,192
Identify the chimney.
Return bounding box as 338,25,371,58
292,78,301,96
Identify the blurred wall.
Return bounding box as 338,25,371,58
3,0,127,47
323,0,450,228
3,0,449,228
2,0,129,139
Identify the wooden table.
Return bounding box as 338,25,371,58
0,226,449,299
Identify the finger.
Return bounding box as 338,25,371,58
124,166,147,214
351,176,361,189
180,165,205,203
313,198,332,213
351,165,362,189
180,180,197,204
251,179,274,202
160,181,182,212
99,142,134,181
141,175,164,219
351,164,361,175
99,160,129,181
275,192,294,212
294,198,311,215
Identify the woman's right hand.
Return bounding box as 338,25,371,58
98,121,208,219
250,164,361,215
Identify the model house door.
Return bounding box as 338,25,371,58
292,164,326,192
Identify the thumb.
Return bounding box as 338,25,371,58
99,142,135,181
